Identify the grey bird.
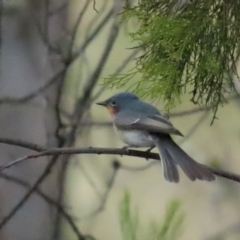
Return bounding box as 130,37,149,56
96,92,215,183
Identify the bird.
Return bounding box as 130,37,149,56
96,92,215,183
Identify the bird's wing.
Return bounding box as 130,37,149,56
114,113,183,136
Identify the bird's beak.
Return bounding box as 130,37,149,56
96,100,107,106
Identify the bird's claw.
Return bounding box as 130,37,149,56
122,145,130,153
145,146,154,153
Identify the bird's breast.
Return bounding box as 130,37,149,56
114,127,155,148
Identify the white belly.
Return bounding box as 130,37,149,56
115,128,155,148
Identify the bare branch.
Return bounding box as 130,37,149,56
68,0,90,58
0,7,115,107
75,160,102,198
0,138,45,152
92,48,141,102
177,111,210,145
69,17,120,144
80,160,119,220
85,3,108,38
119,160,158,172
171,95,239,118
0,69,65,105
92,0,98,13
49,2,68,17
0,144,239,183
0,172,83,239
36,20,61,55
0,158,58,230
70,7,114,63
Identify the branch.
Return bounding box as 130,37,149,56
0,158,58,230
0,69,65,105
68,0,90,58
0,144,240,183
80,161,119,220
0,172,83,239
0,6,115,107
70,7,114,63
0,138,45,151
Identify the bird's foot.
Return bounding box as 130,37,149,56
145,146,155,153
145,146,155,161
122,145,131,153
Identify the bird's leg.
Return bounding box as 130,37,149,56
145,146,155,153
122,145,130,152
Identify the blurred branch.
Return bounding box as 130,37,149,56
36,20,61,55
177,110,210,145
0,138,45,151
0,7,114,106
75,160,102,198
51,3,119,237
80,161,119,220
119,160,158,172
68,0,90,58
0,143,240,183
0,0,115,238
92,0,98,13
49,2,68,17
0,69,65,105
0,172,84,240
0,158,58,230
92,48,141,102
171,95,239,118
53,68,68,239
69,17,120,143
85,3,107,38
70,7,114,63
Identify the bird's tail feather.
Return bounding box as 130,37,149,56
151,134,215,183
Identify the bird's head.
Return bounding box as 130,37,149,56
96,92,138,117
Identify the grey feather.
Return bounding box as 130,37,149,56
156,141,180,182
151,134,215,182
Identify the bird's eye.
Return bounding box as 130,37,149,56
111,100,116,106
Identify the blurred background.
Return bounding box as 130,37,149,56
0,0,240,240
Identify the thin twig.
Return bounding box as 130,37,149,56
49,2,68,17
177,110,210,145
0,172,83,239
36,20,60,55
171,95,239,118
68,0,90,58
75,160,102,198
92,0,99,13
80,161,119,220
0,69,65,105
85,3,107,38
0,138,45,152
71,7,114,63
92,48,141,103
70,17,120,144
0,9,114,106
0,158,57,229
120,161,158,172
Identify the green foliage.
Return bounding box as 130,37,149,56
119,191,139,240
119,190,184,240
106,0,240,121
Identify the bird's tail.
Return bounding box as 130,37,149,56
151,134,215,183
